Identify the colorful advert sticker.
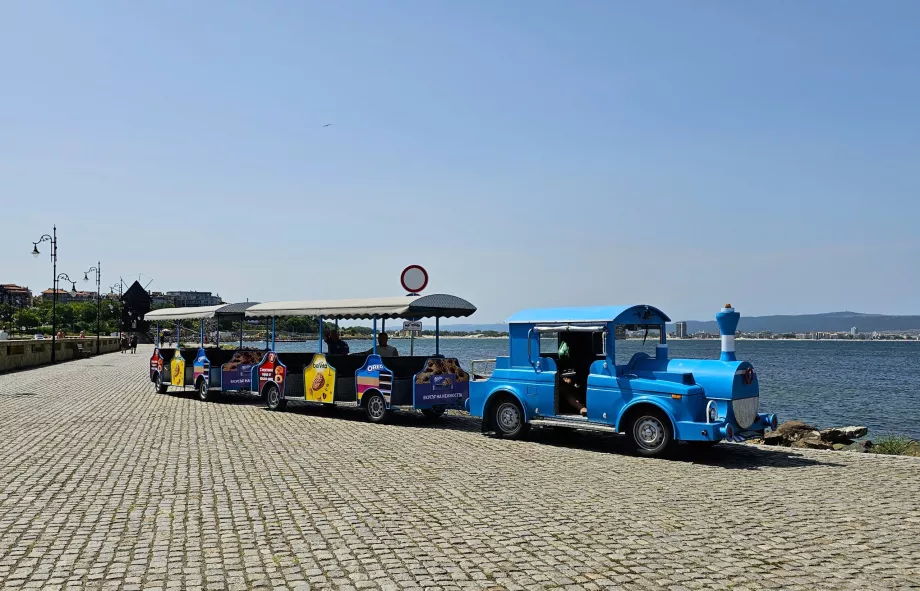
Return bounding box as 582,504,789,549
413,357,469,408
303,353,336,403
221,350,263,391
150,348,164,381
193,348,210,384
356,355,393,405
252,351,286,396
170,349,186,387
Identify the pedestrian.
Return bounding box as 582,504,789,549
130,333,138,354
120,333,128,354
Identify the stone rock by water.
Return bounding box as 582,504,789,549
844,440,874,453
777,420,818,436
792,434,832,450
819,426,869,443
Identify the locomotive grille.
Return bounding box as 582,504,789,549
731,396,759,429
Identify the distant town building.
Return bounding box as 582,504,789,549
0,284,32,308
158,290,223,307
850,327,858,337
675,321,688,338
40,288,96,304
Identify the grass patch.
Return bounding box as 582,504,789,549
871,436,920,456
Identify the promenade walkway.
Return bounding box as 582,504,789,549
0,346,918,590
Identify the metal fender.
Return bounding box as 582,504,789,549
616,399,679,437
482,386,530,422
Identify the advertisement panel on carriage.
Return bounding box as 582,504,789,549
170,350,185,387
252,351,286,394
356,355,393,405
220,350,263,391
304,353,336,403
150,348,164,381
413,357,470,408
193,348,210,384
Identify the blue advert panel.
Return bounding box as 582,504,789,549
193,348,210,384
356,355,393,407
413,357,469,408
220,350,263,391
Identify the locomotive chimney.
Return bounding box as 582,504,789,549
716,304,739,361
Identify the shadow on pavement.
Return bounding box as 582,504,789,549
523,426,843,469
167,390,842,468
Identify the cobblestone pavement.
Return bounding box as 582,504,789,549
1,347,918,591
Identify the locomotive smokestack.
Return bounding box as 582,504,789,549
716,304,739,361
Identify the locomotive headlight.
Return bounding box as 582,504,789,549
706,400,719,423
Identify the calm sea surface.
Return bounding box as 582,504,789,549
255,338,920,440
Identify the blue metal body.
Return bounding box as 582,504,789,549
469,304,777,442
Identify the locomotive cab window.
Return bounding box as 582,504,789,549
615,325,663,367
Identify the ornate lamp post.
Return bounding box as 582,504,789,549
31,227,59,362
84,262,101,354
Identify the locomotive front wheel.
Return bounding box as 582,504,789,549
365,393,388,423
492,398,528,439
265,384,286,411
628,410,673,457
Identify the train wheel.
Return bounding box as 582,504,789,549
265,384,286,411
492,397,527,439
628,409,673,457
198,378,210,402
365,393,388,424
421,407,446,420
155,373,168,394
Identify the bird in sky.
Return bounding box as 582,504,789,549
322,124,332,127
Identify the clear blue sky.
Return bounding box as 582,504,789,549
2,1,918,323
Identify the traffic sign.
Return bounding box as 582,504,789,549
400,265,428,294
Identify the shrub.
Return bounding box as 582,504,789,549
871,436,919,456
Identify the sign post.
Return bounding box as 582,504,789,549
400,265,428,355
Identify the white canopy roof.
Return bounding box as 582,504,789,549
144,305,223,321
245,294,476,320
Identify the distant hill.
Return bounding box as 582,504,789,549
673,312,920,334
438,323,507,333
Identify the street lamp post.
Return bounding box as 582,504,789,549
31,226,58,362
55,272,77,345
84,263,101,354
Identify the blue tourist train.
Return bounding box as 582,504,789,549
468,304,778,457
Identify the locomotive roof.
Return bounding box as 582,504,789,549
506,305,670,325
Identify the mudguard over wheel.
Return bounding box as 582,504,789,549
365,392,388,424
491,396,528,439
627,408,674,457
265,384,287,411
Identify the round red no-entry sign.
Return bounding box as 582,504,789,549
400,265,428,293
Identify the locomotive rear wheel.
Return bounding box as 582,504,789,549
492,398,528,439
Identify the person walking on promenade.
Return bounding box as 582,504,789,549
120,333,128,354
130,333,138,354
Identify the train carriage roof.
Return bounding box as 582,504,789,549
505,305,670,325
144,302,259,321
244,294,476,319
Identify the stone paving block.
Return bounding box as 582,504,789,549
0,348,918,590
